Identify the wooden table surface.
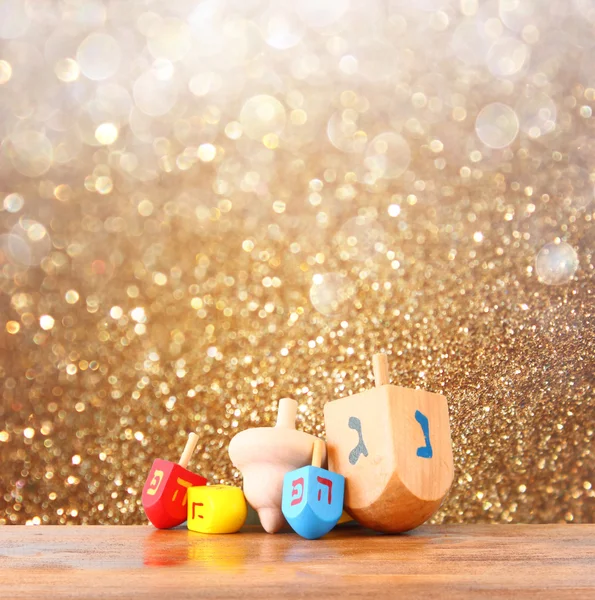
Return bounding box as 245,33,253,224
1,525,594,599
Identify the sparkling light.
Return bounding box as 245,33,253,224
77,33,121,81
309,273,354,317
240,95,287,141
95,123,119,145
475,103,519,149
535,242,579,285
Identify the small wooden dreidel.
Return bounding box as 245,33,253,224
187,485,247,534
142,432,207,529
228,397,326,534
324,353,454,533
282,438,345,540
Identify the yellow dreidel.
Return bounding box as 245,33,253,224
187,485,247,534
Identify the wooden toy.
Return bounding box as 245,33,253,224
142,432,207,529
228,397,326,534
324,353,454,533
282,438,345,539
187,485,247,534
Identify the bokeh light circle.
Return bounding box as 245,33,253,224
309,273,355,317
240,95,287,141
535,242,579,285
364,132,411,180
475,103,519,149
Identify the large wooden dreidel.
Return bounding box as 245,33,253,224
142,432,207,529
187,485,247,534
282,438,345,539
228,397,326,534
324,353,454,533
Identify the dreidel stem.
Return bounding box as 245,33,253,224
178,432,199,468
311,438,325,468
373,353,389,387
275,398,298,428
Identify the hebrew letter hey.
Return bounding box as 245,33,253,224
316,476,333,504
348,416,369,465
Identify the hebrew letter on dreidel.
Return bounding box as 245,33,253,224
316,476,333,504
291,477,305,506
415,410,433,459
192,502,204,519
348,416,369,465
171,477,193,505
147,470,164,496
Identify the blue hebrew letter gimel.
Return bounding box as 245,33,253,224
415,410,433,459
348,416,368,465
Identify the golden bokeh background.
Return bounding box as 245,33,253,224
0,0,593,526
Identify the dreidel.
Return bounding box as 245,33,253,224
187,485,247,534
142,432,207,529
324,353,454,533
228,397,326,533
282,438,345,540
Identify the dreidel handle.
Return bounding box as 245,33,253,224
275,398,298,429
373,353,389,387
178,432,199,469
311,438,325,468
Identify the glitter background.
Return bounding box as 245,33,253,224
0,0,593,526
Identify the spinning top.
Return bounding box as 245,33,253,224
142,432,207,529
324,353,454,533
282,438,345,539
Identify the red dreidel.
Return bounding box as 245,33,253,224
142,432,207,529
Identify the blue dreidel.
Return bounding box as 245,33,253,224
282,438,345,540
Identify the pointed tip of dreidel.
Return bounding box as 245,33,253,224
141,431,207,529
281,438,345,540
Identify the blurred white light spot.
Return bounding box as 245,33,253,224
131,307,147,323
3,193,24,213
261,8,304,49
535,242,579,285
327,110,367,153
486,37,529,77
4,219,52,266
39,315,55,330
309,273,354,317
188,71,221,96
147,17,191,62
54,58,80,82
198,143,216,162
8,131,53,177
475,103,519,149
77,33,121,81
110,306,123,320
152,58,174,81
0,59,12,84
516,89,556,139
95,123,119,145
240,95,287,141
388,204,401,217
365,132,411,180
133,70,178,116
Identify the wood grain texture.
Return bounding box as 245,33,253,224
324,384,454,532
0,525,594,599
